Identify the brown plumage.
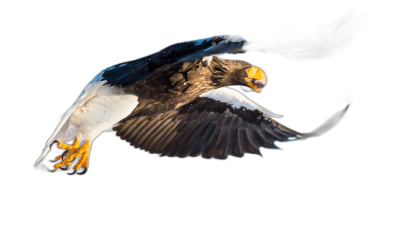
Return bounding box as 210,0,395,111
120,57,251,121
112,55,348,159
36,35,348,175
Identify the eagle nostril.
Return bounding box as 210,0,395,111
252,79,265,89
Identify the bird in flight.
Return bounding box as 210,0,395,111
35,36,349,175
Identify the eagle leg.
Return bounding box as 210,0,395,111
57,137,80,150
49,140,91,174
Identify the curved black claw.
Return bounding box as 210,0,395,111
47,169,58,173
60,165,69,171
67,170,76,175
62,150,69,160
76,167,88,176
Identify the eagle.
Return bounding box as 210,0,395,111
35,36,349,175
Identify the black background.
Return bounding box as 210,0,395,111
14,2,383,211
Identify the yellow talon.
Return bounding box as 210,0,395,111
57,137,80,150
73,151,90,171
51,140,91,174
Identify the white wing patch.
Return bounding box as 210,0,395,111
202,56,213,67
200,87,283,118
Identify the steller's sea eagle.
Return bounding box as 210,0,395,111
34,36,349,175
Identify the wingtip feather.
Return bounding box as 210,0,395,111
300,104,350,139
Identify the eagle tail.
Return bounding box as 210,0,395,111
33,99,82,168
34,142,55,166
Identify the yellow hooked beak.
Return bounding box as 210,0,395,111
246,66,267,93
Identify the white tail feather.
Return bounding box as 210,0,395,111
34,144,52,166
35,80,107,166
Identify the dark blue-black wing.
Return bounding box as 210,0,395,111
114,96,349,159
91,36,246,87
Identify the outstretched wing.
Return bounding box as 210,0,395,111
113,88,349,159
92,36,246,87
245,9,366,62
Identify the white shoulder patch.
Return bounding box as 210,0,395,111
202,56,213,67
200,87,283,118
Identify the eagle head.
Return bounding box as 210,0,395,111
207,57,267,93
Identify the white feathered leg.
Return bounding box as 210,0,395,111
35,81,138,174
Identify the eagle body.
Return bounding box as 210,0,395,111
121,57,251,118
35,36,349,175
